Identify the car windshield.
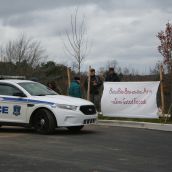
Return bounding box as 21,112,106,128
19,82,58,96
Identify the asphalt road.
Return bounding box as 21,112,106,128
0,125,172,172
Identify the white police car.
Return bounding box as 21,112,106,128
0,79,97,134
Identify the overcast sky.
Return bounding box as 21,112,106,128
0,0,172,74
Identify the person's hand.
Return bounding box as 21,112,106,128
93,81,97,86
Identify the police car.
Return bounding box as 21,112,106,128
0,78,97,134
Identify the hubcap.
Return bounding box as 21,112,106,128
40,118,45,126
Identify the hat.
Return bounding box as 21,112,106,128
74,76,80,80
109,67,114,71
90,68,95,72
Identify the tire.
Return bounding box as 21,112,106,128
33,109,56,134
67,125,84,132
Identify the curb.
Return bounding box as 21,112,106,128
97,120,172,132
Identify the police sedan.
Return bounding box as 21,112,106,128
0,80,97,134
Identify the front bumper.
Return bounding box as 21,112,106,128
54,108,98,127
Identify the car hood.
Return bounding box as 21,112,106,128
30,95,94,106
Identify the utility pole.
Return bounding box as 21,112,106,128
87,66,91,100
160,64,165,117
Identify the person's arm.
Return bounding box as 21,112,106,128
95,76,102,87
105,75,108,81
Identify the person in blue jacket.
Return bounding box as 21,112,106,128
68,76,82,98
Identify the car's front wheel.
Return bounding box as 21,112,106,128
67,125,84,132
33,109,56,134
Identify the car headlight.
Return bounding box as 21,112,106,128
57,104,78,111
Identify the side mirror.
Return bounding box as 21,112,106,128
13,92,26,97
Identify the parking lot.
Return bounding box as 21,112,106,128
0,125,172,172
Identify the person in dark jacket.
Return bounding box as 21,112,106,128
105,67,120,82
68,76,82,98
85,68,102,111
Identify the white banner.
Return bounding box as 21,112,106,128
101,82,160,118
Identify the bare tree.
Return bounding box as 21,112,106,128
106,59,118,70
123,67,130,75
64,9,88,75
4,34,46,68
150,61,162,75
106,59,122,74
0,47,5,62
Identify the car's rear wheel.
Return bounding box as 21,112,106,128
67,125,84,132
33,109,56,134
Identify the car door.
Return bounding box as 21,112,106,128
0,83,28,123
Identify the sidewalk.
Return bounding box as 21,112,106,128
97,120,172,132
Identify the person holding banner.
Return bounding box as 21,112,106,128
68,76,82,98
105,67,120,82
85,68,102,111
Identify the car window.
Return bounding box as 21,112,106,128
19,82,58,96
0,84,23,96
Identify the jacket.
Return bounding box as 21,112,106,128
68,80,82,98
85,75,102,95
105,73,120,82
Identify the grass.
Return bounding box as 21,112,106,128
98,114,172,124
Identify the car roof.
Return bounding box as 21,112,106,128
0,79,35,84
